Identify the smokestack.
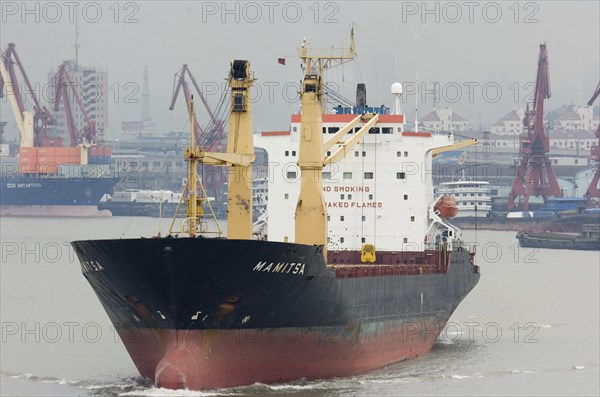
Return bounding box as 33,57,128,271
356,83,367,107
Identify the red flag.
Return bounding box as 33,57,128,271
278,58,285,65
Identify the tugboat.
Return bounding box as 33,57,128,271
72,33,480,391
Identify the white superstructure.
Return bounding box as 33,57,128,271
256,110,461,252
436,179,492,218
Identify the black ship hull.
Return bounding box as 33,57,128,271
71,238,479,390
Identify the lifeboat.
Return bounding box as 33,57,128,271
434,195,458,219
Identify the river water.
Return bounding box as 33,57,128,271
1,216,598,396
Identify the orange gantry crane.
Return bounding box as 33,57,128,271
507,44,563,211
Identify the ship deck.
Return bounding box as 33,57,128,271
327,263,449,278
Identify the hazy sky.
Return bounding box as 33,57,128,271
1,0,599,139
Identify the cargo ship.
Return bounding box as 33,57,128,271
0,43,117,217
1,147,116,217
517,223,600,250
72,34,479,391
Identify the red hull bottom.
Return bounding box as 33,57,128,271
118,320,446,390
0,205,111,217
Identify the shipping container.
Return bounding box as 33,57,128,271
37,147,56,156
19,160,38,173
18,147,38,157
90,146,102,156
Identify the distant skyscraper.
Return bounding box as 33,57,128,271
48,60,108,142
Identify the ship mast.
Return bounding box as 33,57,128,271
225,60,255,239
295,29,358,255
184,96,202,237
171,61,255,239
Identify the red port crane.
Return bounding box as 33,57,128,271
169,64,225,149
0,43,55,146
584,81,600,205
507,44,563,210
53,64,97,146
169,64,229,207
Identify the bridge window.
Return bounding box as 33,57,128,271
369,127,380,134
329,127,339,134
382,127,393,134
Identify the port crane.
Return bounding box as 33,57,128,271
507,44,562,210
585,81,600,205
169,64,225,150
169,64,229,207
0,43,55,147
52,64,97,146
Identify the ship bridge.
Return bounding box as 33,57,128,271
256,111,463,252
